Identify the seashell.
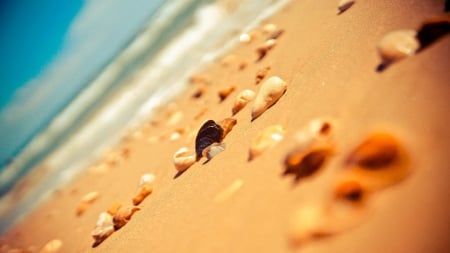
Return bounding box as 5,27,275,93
262,23,277,34
343,132,410,190
192,85,206,99
132,173,155,205
334,180,366,203
283,144,334,181
107,202,122,216
202,142,226,160
195,120,224,161
239,33,251,43
255,66,271,85
39,239,62,253
76,191,100,216
377,29,419,68
113,206,140,230
337,0,355,14
416,14,450,51
251,76,287,121
219,117,237,139
232,89,255,115
238,60,249,70
173,147,196,172
91,212,114,246
256,39,277,61
166,110,183,126
249,125,286,161
294,118,334,150
218,85,236,102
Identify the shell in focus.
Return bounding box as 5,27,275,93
284,144,334,181
219,117,237,139
338,0,355,14
202,142,226,161
91,212,115,246
377,29,420,65
249,125,286,161
232,89,255,115
195,120,224,161
251,76,287,121
132,173,155,205
173,147,196,172
342,132,410,190
113,206,140,230
218,85,236,102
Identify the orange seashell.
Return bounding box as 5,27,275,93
343,132,410,191
232,89,255,115
249,125,286,161
76,191,100,216
219,117,237,139
132,174,155,205
251,76,287,121
255,66,271,85
284,144,334,181
113,206,140,230
218,85,236,102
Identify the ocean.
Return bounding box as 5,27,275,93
0,0,290,233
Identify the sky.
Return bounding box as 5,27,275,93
0,0,166,164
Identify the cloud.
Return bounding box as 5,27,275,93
0,0,165,162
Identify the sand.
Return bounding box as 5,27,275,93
2,0,450,252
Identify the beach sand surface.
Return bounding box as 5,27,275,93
2,0,450,252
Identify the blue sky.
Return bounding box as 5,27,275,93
0,0,166,164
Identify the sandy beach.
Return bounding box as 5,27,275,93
2,0,450,252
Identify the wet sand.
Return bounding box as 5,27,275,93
2,0,450,252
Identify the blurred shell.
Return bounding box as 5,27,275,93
295,118,334,149
377,29,419,64
334,180,367,203
255,66,271,84
251,76,287,121
39,239,62,253
416,14,450,50
342,132,410,191
284,144,334,181
195,120,224,161
113,206,140,230
132,173,155,205
219,117,237,139
91,212,114,245
232,89,255,115
173,147,196,172
218,85,236,102
338,0,355,14
76,191,100,216
262,23,277,34
249,125,286,161
202,142,226,160
256,39,277,61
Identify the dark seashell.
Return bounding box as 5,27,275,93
195,120,224,161
416,14,450,51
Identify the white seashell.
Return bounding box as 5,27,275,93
232,89,255,115
173,147,196,172
202,142,226,160
377,29,419,64
132,173,155,205
338,0,355,14
249,125,286,161
113,206,140,230
239,33,251,43
39,239,63,253
251,76,287,121
91,212,114,245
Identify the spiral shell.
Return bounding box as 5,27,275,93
232,89,255,115
113,206,140,230
251,76,287,121
195,120,224,161
132,173,155,205
249,125,286,161
173,147,196,172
